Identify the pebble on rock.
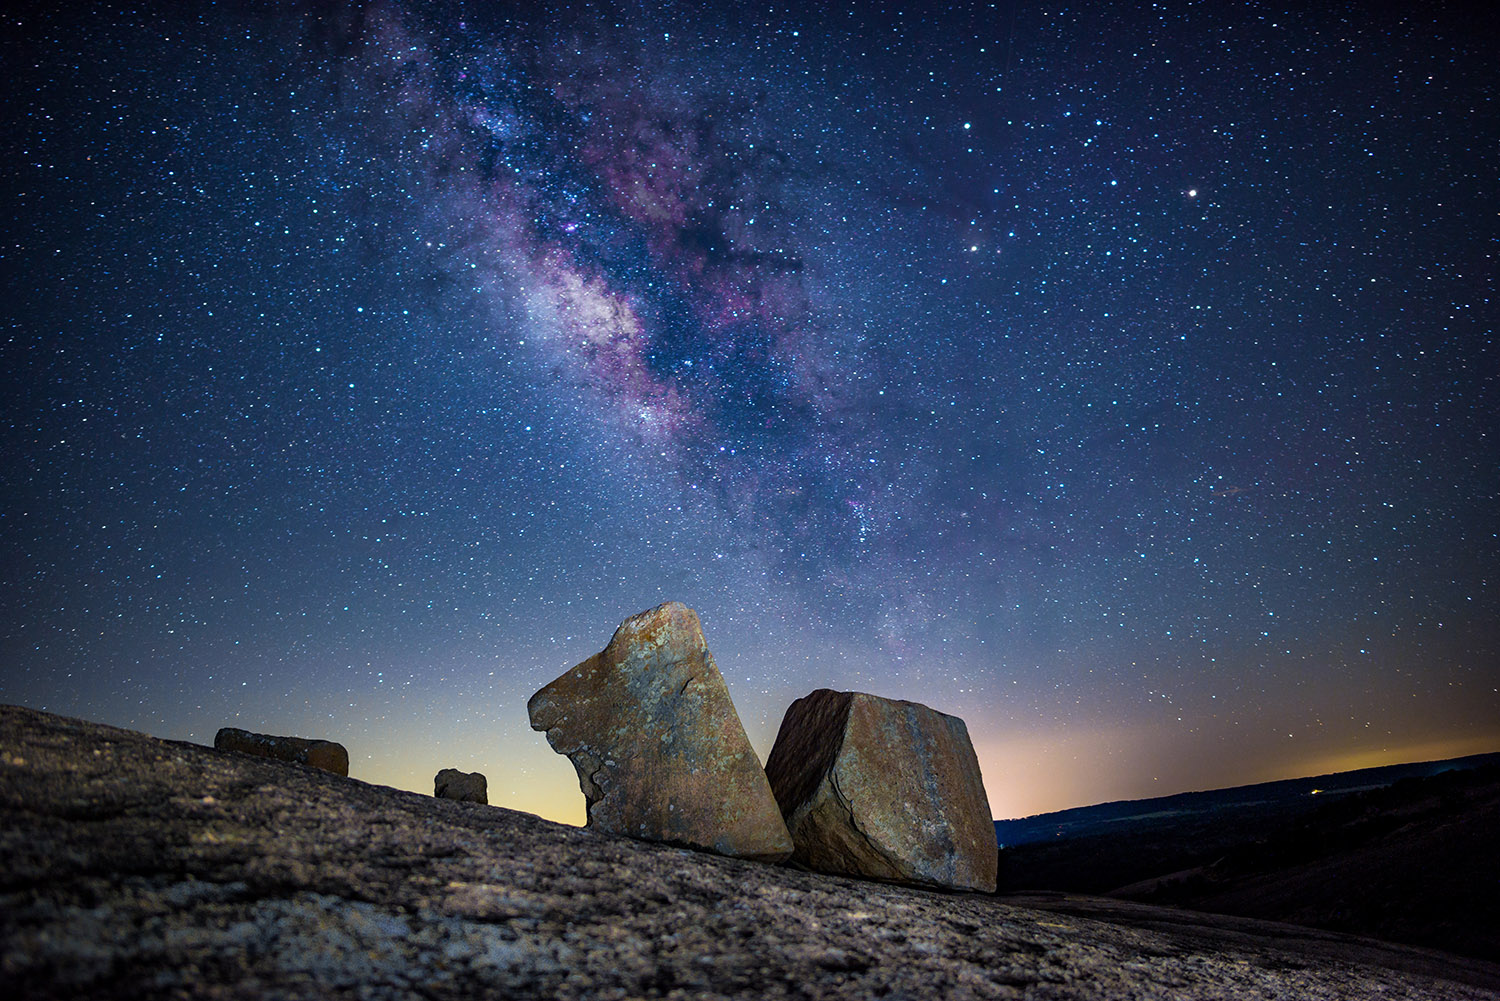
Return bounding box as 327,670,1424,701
435,768,488,804
527,601,793,862
213,727,349,777
764,689,997,892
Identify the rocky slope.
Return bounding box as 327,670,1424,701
2,704,1496,999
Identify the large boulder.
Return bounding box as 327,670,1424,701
435,768,488,804
763,689,997,891
213,727,349,777
527,601,793,862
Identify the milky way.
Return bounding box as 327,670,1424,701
4,2,1497,822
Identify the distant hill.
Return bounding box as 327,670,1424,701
994,753,1500,962
996,752,1500,848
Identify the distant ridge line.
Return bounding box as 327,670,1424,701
995,751,1500,847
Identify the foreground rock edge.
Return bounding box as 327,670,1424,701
2,704,1498,1000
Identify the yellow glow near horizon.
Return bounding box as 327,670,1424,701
1288,734,1500,782
973,725,1500,821
213,673,1500,831
349,721,1500,829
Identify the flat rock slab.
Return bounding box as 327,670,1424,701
214,726,349,776
765,689,997,891
2,705,1497,1000
528,602,792,862
435,768,488,804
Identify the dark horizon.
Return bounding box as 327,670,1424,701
997,748,1500,826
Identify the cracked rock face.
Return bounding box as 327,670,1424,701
765,689,998,892
527,602,792,862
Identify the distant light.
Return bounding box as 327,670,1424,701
1187,188,1198,197
963,122,971,130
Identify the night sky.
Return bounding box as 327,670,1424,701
4,2,1497,825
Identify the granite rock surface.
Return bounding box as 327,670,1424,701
765,689,998,892
527,601,792,862
3,704,1498,1000
435,768,488,804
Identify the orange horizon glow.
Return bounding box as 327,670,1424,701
338,720,1500,829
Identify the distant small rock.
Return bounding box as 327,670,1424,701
528,601,793,862
213,727,349,777
764,689,997,892
435,768,487,804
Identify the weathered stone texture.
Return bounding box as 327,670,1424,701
4,704,1495,1000
213,726,349,776
764,689,998,891
527,601,793,862
435,768,487,804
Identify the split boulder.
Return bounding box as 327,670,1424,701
435,768,488,804
213,727,349,777
527,601,793,862
764,689,997,891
